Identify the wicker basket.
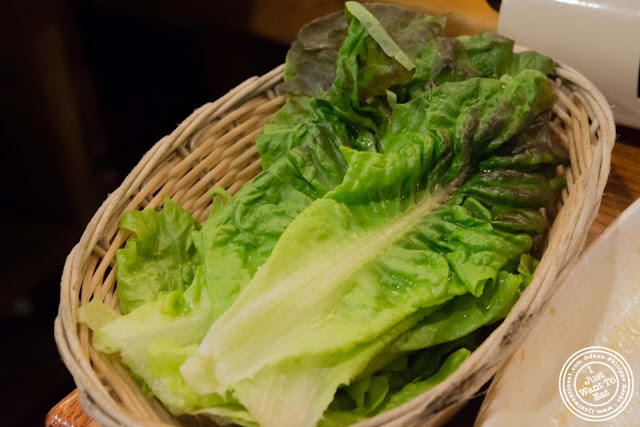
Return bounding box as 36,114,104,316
55,60,615,427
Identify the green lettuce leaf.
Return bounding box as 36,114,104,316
381,348,470,411
116,197,201,314
459,33,556,78
77,299,120,331
181,70,562,427
391,269,524,352
518,252,539,288
209,2,424,323
327,2,415,138
225,313,424,427
81,269,258,424
254,94,345,170
322,343,474,426
319,411,368,427
346,374,389,414
200,143,346,322
80,267,226,413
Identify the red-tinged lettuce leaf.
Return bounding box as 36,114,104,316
281,6,555,104
327,2,416,139
258,2,427,170
458,33,556,78
280,3,451,97
280,10,348,94
480,112,569,172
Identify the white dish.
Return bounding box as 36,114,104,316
476,198,640,426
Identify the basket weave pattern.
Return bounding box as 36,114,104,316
55,62,615,427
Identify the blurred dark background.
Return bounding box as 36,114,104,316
0,1,497,425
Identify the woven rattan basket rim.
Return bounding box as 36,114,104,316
55,59,615,427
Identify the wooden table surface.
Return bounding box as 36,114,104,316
47,127,640,426
586,126,640,243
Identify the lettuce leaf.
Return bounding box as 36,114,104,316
280,9,348,95
280,5,556,108
255,94,349,170
257,2,421,170
328,2,415,138
392,268,524,352
280,3,443,96
207,3,424,323
116,197,202,314
458,33,556,78
321,344,474,426
479,112,568,172
381,348,470,411
199,146,345,321
80,269,259,424
80,267,226,413
226,313,424,427
280,3,482,101
182,70,561,427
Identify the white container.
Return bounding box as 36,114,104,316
499,0,640,128
476,198,640,426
